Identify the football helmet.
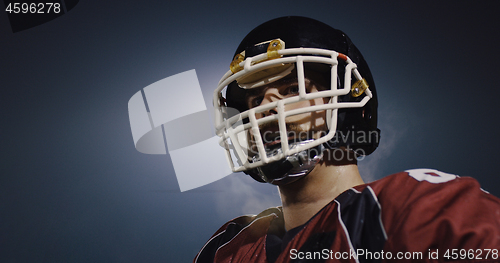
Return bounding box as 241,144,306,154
213,16,380,184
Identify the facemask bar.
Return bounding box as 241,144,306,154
213,48,373,173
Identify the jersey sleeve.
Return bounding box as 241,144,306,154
193,215,256,263
373,169,500,259
193,207,281,263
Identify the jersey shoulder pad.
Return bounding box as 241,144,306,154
194,207,282,263
367,169,500,251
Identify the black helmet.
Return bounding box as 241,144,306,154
213,16,380,184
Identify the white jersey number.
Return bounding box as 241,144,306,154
406,168,457,184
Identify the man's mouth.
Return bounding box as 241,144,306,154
263,133,307,151
264,135,291,148
258,123,316,151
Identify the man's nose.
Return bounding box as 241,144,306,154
259,88,281,117
261,88,282,105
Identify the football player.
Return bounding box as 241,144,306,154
195,16,500,263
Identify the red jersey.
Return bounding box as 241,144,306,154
194,169,500,262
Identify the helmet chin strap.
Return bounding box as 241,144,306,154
249,141,325,185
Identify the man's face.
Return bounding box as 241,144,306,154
244,75,329,154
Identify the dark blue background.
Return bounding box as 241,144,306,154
1,1,499,262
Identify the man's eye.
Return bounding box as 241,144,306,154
286,86,299,95
251,96,263,107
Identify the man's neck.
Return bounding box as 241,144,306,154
278,162,364,231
